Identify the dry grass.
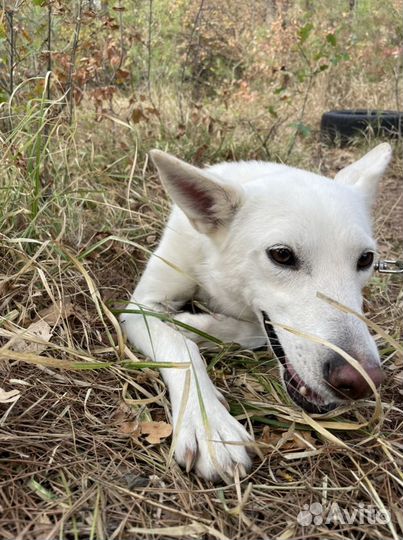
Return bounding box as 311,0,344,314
0,127,402,539
0,2,402,537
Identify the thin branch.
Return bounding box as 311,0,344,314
286,43,313,158
108,0,125,85
46,2,52,102
147,0,153,96
67,0,83,124
178,0,206,121
43,2,52,179
286,73,313,158
393,61,402,143
6,9,15,95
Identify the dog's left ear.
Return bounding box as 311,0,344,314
334,143,392,206
149,150,244,234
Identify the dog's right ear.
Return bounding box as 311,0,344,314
149,150,244,234
334,143,392,206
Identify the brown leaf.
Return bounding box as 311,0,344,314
11,320,52,354
292,431,317,449
116,68,130,83
140,421,173,444
194,144,208,163
0,280,11,297
110,54,121,68
145,106,160,117
111,401,133,425
392,354,403,368
261,426,282,446
131,107,145,124
260,427,316,453
37,301,74,325
119,420,141,438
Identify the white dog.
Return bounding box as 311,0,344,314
121,143,391,481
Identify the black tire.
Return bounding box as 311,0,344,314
320,109,403,144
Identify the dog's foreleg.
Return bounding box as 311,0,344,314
122,306,254,480
121,253,253,480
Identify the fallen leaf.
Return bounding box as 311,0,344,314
279,471,295,482
293,431,317,449
37,301,74,325
392,354,403,368
112,403,172,443
261,426,282,446
119,420,141,438
112,402,142,439
260,426,316,453
111,401,135,424
131,107,145,124
140,421,172,444
11,320,52,354
0,280,11,297
116,68,130,82
0,387,21,403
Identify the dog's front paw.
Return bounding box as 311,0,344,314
172,312,224,344
173,398,254,482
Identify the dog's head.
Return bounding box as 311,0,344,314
150,144,392,413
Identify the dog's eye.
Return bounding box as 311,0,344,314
357,251,374,271
267,246,297,267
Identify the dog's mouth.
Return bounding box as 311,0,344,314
262,311,336,414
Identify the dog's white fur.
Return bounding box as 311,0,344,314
121,143,392,481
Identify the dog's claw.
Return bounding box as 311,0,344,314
237,463,247,478
173,385,254,481
246,443,257,458
184,447,197,473
218,395,230,411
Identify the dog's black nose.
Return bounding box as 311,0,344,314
323,356,384,400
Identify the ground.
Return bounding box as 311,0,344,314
0,139,402,540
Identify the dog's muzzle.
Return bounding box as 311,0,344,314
262,311,336,414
